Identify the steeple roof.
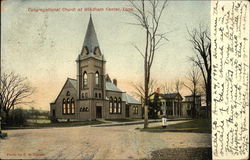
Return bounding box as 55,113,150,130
82,15,99,53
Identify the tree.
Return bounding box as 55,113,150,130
0,72,34,124
148,93,161,119
160,81,174,94
132,79,159,103
129,0,168,128
184,66,201,118
187,25,211,118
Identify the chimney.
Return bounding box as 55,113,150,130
113,79,117,86
156,88,160,94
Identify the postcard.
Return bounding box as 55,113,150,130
0,0,249,159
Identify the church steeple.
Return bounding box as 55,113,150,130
82,15,100,54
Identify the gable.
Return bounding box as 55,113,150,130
51,78,77,104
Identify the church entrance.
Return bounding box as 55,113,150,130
96,106,102,118
125,105,129,117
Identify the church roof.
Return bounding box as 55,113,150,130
50,78,77,104
51,78,141,105
82,15,99,53
68,78,77,89
106,81,122,92
78,15,105,61
122,93,141,105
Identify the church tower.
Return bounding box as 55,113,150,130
76,15,106,119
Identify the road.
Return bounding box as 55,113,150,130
0,120,211,159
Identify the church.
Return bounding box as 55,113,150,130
50,16,142,121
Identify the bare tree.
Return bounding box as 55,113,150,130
129,0,168,128
187,25,211,118
132,79,159,104
160,81,173,94
174,79,183,93
0,72,34,124
184,66,201,118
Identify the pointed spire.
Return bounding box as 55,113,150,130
82,15,99,53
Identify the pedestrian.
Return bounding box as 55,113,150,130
162,115,167,128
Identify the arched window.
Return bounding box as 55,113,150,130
67,98,70,114
82,93,84,99
83,72,87,86
66,91,70,96
71,98,75,114
85,93,88,98
95,92,98,98
99,93,102,99
114,97,117,113
62,99,66,114
133,106,138,114
109,97,113,113
95,72,99,85
118,98,122,114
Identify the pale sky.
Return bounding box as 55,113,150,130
1,0,210,110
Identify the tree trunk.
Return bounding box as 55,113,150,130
206,73,211,118
192,94,196,118
144,105,148,128
5,110,9,124
144,74,149,128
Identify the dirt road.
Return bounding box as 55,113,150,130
0,120,211,159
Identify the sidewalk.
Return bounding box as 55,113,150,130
91,118,191,127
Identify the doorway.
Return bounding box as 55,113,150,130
96,106,102,118
125,105,129,118
52,109,55,117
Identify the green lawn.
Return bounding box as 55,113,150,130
27,119,51,124
142,119,211,133
104,118,140,122
3,120,105,130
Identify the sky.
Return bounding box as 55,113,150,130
1,0,210,110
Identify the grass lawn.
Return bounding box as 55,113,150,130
104,118,140,122
2,120,105,130
142,119,211,133
27,119,51,124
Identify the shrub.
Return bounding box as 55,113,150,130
0,132,8,139
49,115,58,123
8,108,28,126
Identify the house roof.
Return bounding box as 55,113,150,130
185,94,201,97
159,93,179,99
122,92,141,105
105,81,122,92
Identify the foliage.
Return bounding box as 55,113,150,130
7,108,29,126
149,93,161,118
49,115,58,123
1,107,50,126
0,132,8,139
0,72,34,124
